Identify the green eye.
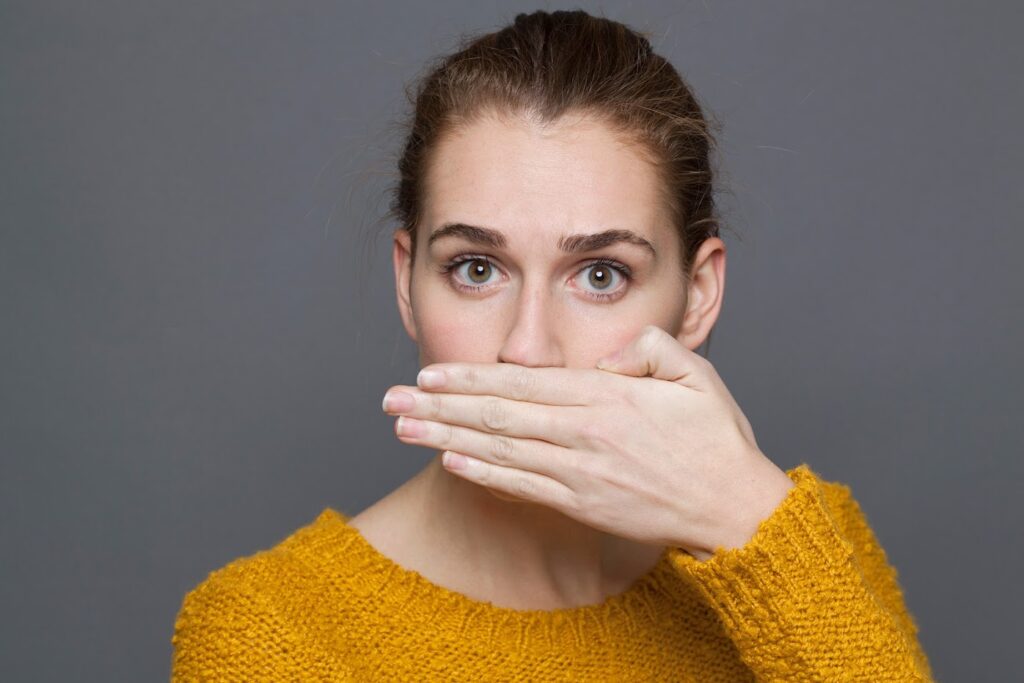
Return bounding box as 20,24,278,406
585,263,616,290
438,254,632,303
463,258,493,284
440,256,498,287
573,259,630,301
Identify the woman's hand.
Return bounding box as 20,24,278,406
381,324,795,560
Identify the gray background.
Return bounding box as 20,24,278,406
1,1,1021,681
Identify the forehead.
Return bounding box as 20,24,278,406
421,112,667,247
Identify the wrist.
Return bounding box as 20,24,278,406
692,456,795,560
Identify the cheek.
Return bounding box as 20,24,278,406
417,322,467,363
574,320,653,367
415,315,501,365
585,293,687,362
410,274,503,363
581,340,632,369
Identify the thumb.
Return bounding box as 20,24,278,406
595,324,704,387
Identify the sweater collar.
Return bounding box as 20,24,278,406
282,507,693,653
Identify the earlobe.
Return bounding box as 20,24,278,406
676,237,726,351
392,228,418,343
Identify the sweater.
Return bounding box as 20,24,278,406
169,464,934,681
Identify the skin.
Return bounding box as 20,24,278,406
350,109,794,611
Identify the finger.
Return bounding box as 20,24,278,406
394,415,572,481
415,362,624,406
387,385,588,447
596,324,710,389
441,449,577,510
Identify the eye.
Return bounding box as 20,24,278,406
572,259,631,302
439,255,501,291
437,254,632,302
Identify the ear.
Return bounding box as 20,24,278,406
675,237,726,351
392,228,418,343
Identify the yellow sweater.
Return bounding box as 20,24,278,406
170,464,934,681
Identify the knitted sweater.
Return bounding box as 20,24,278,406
170,464,934,681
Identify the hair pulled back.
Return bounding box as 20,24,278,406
388,9,723,350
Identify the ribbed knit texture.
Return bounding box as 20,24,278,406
170,464,934,681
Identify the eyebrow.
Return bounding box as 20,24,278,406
426,222,657,258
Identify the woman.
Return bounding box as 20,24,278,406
171,10,934,681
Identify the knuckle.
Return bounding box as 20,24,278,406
491,434,515,464
540,411,561,439
504,367,536,401
428,393,443,419
578,419,611,448
440,422,455,447
563,489,584,516
641,324,664,342
643,325,667,350
635,326,663,356
592,460,622,488
481,397,510,431
695,352,713,372
695,355,717,382
461,366,480,392
513,476,535,499
567,450,592,480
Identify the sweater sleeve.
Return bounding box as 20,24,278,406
666,463,935,682
170,561,353,682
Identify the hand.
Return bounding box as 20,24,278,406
381,324,795,560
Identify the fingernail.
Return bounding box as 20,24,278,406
383,390,415,413
417,368,445,388
442,451,467,470
396,416,425,437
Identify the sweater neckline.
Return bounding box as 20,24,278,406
304,507,683,642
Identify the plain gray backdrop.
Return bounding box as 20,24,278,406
2,1,1021,681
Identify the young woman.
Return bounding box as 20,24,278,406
171,10,934,681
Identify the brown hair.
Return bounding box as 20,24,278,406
387,9,725,355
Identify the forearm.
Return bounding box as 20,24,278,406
668,464,934,681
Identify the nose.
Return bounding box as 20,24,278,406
496,279,564,368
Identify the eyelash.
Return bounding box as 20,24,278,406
437,254,633,302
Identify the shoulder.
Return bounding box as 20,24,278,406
170,508,359,680
175,547,293,616
173,508,351,626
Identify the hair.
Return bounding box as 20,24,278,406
386,9,726,356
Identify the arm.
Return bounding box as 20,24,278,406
667,463,935,682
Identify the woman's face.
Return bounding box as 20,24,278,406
393,111,724,370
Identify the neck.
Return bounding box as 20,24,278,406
409,451,665,610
